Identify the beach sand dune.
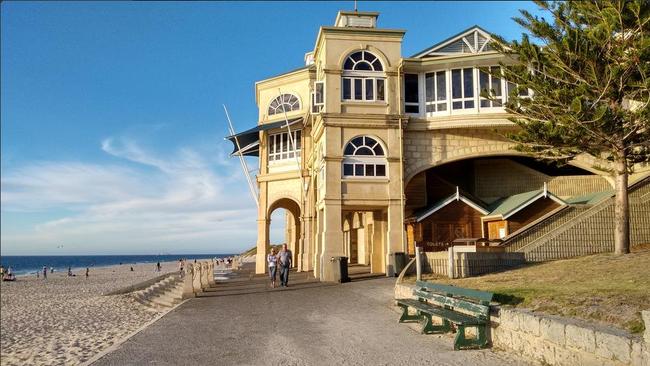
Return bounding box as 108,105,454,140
0,261,181,365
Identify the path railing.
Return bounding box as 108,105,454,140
181,260,216,298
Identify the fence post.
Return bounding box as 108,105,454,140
415,246,422,282
447,246,455,279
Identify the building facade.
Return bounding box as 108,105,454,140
227,11,650,281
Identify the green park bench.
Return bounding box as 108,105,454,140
396,280,493,350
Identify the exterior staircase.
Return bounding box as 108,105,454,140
504,177,650,261
132,274,185,310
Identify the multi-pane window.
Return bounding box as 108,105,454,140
479,66,503,108
451,68,475,110
268,94,300,116
268,130,301,162
507,81,530,98
404,74,419,113
342,136,387,178
425,71,447,113
311,81,324,113
342,51,385,102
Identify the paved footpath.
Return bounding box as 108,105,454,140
94,265,531,366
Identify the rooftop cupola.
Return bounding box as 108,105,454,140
334,11,379,28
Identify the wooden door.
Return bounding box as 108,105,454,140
487,220,508,239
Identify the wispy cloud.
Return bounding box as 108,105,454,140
1,136,262,255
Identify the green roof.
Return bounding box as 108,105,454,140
565,190,614,205
487,189,544,217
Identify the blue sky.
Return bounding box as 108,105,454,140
1,1,543,255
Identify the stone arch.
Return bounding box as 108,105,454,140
403,129,612,186
267,197,302,268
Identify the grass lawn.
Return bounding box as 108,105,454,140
408,247,650,334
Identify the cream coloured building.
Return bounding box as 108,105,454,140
227,11,650,281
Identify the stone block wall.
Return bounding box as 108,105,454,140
494,308,649,366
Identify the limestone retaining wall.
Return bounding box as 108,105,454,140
394,283,650,366
494,308,649,366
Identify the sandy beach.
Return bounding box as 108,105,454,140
0,261,183,366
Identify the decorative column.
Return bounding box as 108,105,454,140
385,201,404,276
200,262,209,289
255,218,270,275
192,263,202,294
182,266,194,299
319,202,345,282
208,261,215,285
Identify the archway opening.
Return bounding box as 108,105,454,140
268,198,301,268
404,156,611,252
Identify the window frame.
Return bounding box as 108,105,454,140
450,67,477,114
311,81,325,114
341,51,386,103
268,94,301,116
268,130,302,164
425,70,450,116
341,136,388,179
404,73,420,114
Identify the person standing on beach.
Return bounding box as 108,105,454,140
156,262,161,272
267,248,278,288
42,266,47,279
85,267,89,278
278,244,292,287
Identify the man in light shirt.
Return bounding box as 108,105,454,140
278,244,293,287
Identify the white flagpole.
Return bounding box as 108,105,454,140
223,105,259,207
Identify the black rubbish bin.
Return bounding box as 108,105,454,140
394,252,407,276
331,256,350,283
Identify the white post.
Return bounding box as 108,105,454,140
448,246,455,279
415,246,422,282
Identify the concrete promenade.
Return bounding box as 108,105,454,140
93,264,530,365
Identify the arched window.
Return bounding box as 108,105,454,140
342,51,385,102
343,51,383,72
342,136,387,178
268,94,300,116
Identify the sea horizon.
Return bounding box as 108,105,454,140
0,253,235,276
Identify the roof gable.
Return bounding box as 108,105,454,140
414,187,489,222
412,25,495,58
485,184,566,220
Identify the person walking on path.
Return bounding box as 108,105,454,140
278,244,292,287
267,248,278,288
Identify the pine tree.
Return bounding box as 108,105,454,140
490,0,649,254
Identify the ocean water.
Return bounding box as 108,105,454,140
0,254,233,276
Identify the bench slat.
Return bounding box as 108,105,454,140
413,289,489,319
396,299,485,325
415,281,493,304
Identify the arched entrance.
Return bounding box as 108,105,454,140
403,155,612,252
266,198,301,270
